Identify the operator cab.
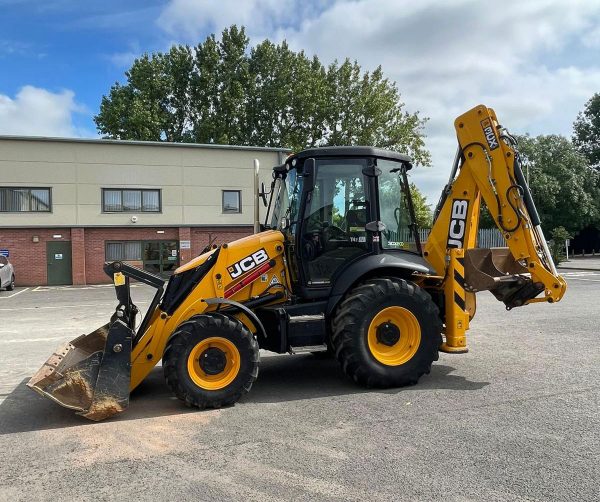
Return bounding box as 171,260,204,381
264,146,427,297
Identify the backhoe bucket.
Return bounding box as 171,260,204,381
464,247,543,308
27,319,133,421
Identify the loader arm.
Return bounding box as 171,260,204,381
424,105,567,352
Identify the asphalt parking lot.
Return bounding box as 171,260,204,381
0,272,598,501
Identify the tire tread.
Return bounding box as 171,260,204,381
331,277,441,388
163,313,259,410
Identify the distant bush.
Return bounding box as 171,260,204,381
550,226,573,265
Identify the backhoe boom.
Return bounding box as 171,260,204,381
424,105,567,352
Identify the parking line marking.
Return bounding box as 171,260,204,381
0,288,29,299
31,284,143,291
0,301,150,312
0,336,68,344
0,302,115,311
565,277,600,282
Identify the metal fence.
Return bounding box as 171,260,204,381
389,227,505,248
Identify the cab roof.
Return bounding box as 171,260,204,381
288,146,413,169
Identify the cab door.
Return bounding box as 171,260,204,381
299,158,373,287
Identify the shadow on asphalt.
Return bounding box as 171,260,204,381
0,354,488,435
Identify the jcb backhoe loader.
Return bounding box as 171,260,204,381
28,105,566,420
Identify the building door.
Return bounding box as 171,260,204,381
47,241,73,285
142,241,179,277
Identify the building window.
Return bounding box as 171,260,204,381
0,187,51,212
106,241,142,261
222,190,241,213
102,189,161,212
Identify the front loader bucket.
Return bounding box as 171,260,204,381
27,320,133,421
464,247,544,308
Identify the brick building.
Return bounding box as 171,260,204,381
0,136,288,286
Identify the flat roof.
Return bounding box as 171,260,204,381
291,146,412,164
0,135,291,154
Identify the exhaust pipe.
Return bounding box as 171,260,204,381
254,158,260,234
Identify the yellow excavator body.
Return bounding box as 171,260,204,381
128,230,290,389
28,105,567,421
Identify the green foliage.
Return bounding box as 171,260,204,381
409,183,433,228
515,134,599,234
95,25,430,164
478,202,495,229
573,93,600,169
549,226,573,265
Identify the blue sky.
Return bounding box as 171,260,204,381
1,0,600,202
0,1,167,135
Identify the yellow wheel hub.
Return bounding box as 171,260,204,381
367,306,421,366
187,337,240,390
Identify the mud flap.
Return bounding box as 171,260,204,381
27,320,133,421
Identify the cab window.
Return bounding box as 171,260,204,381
378,160,419,252
301,159,370,285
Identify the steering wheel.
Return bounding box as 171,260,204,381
321,222,347,240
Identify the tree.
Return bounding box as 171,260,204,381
95,25,430,164
573,93,600,169
478,203,495,229
96,47,195,142
549,226,573,265
516,134,599,233
409,183,433,228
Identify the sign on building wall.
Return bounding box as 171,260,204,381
0,249,8,257
180,240,191,249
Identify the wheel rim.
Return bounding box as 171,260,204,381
187,337,240,390
367,306,421,366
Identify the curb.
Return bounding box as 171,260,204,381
558,267,600,272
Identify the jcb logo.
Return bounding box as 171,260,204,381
447,199,469,248
227,248,269,279
481,118,499,150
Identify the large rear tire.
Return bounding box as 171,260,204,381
331,277,441,388
163,313,259,409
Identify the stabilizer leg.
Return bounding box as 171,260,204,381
440,248,469,353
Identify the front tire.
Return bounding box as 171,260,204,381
163,313,259,409
6,275,15,291
332,277,441,388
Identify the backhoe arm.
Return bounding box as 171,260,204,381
424,105,567,352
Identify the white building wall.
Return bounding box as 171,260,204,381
0,137,287,228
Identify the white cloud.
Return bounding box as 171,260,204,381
0,86,87,137
108,50,139,67
157,0,600,203
107,40,143,68
582,25,600,48
157,0,298,40
0,40,30,57
267,0,600,201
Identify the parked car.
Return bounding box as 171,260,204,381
0,255,15,290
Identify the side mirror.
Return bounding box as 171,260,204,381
0,263,4,268
302,158,315,192
258,182,269,207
